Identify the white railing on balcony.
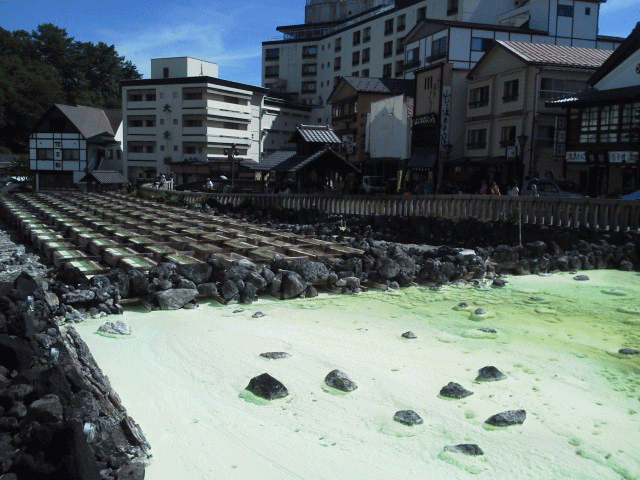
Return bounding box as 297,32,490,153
139,189,640,232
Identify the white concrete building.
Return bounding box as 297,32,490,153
262,0,617,125
121,57,310,184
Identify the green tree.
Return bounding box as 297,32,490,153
0,24,141,152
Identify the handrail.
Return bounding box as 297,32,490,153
138,188,640,232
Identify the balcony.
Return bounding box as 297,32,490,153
403,59,421,71
127,126,156,135
426,51,447,63
206,127,252,145
127,152,157,163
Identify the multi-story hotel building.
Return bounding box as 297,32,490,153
262,0,617,126
121,57,310,185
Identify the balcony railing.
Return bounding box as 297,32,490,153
403,59,421,71
426,51,447,63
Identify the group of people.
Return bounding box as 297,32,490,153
479,179,519,196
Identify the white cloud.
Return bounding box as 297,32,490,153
100,0,263,82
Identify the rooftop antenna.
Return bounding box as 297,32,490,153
200,63,204,76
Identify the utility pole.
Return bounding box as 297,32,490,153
224,144,239,189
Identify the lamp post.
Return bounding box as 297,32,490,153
518,133,529,184
516,133,528,247
224,143,239,189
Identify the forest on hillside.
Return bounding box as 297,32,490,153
0,23,141,153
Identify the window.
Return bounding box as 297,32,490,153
447,0,458,15
417,6,426,21
500,126,516,147
301,81,316,93
362,48,370,64
265,48,279,60
396,39,404,54
469,85,489,108
539,78,587,100
173,118,178,125
405,47,420,69
385,19,394,35
585,7,591,15
471,37,494,52
621,102,640,142
163,67,169,78
353,31,361,46
335,37,341,52
503,79,519,102
334,57,341,71
352,51,360,66
397,14,406,32
429,36,448,61
382,63,392,78
384,41,393,58
579,106,599,143
395,60,404,77
302,45,318,58
173,145,179,152
558,4,574,16
265,65,279,77
363,27,371,43
302,63,317,76
467,128,487,149
361,69,369,77
537,125,555,147
599,105,619,143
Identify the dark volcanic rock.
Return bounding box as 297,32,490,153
155,288,198,310
27,394,64,423
492,278,507,288
116,462,146,480
485,409,526,426
619,348,640,355
245,373,289,400
260,352,290,359
98,321,131,335
61,289,96,305
444,444,484,456
573,274,590,281
280,271,308,300
475,366,506,382
401,331,417,339
439,382,473,399
324,369,358,392
393,410,423,426
251,311,265,318
176,261,212,285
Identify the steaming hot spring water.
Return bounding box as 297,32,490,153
74,270,640,480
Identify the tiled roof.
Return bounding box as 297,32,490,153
342,77,415,97
498,41,612,69
294,125,341,144
248,150,297,171
80,170,129,185
54,104,118,139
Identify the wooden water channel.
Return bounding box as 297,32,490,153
0,192,363,280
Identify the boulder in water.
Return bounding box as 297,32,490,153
393,410,423,426
485,409,526,426
401,331,417,339
439,382,473,399
444,444,484,456
475,366,506,382
324,369,358,392
260,352,290,359
245,373,289,400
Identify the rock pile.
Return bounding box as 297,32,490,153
0,224,148,479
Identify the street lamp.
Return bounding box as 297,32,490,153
518,133,529,185
224,143,239,189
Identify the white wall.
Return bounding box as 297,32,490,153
366,95,410,159
594,49,640,91
151,58,218,79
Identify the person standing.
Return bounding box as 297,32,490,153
490,181,501,196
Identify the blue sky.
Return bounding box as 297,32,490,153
0,0,638,87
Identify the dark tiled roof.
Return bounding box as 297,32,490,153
54,104,117,139
342,77,415,97
80,170,129,185
498,41,612,69
249,150,298,171
294,125,341,144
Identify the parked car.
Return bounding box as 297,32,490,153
360,176,387,194
522,178,583,197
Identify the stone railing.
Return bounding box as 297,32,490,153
139,188,640,232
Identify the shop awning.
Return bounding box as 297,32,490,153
407,147,437,170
